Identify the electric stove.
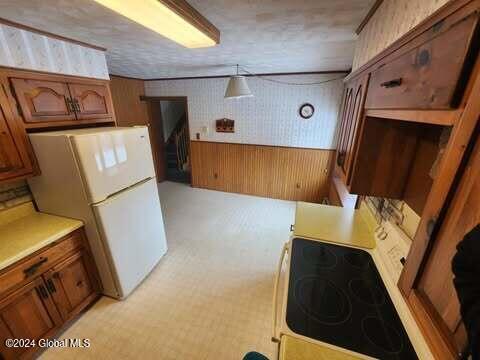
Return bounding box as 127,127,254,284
286,238,418,359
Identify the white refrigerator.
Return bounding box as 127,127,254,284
28,126,168,299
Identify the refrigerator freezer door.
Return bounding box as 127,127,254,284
92,178,167,299
71,127,155,204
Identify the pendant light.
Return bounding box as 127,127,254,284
224,65,253,99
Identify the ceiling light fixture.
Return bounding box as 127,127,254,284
225,65,253,99
92,0,220,48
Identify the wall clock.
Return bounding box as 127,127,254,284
299,103,314,119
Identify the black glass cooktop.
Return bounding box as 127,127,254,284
286,238,418,359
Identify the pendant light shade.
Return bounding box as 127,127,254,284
225,76,253,99
224,65,253,99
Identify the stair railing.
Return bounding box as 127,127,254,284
174,121,188,171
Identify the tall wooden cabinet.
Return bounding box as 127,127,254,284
411,132,480,356
331,0,480,357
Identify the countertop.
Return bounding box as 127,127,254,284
293,202,376,249
280,335,362,360
0,202,83,271
282,202,433,359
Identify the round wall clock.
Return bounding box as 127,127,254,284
299,103,314,119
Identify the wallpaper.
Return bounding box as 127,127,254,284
0,23,109,79
352,0,450,70
146,74,345,150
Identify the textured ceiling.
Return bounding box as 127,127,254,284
0,0,374,79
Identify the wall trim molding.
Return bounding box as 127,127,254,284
190,140,336,152
0,17,107,51
355,0,384,35
111,70,349,82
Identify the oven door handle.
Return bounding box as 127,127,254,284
272,242,289,343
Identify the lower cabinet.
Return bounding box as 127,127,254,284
0,278,59,360
0,228,99,360
44,251,96,321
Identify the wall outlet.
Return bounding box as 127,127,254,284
201,126,209,135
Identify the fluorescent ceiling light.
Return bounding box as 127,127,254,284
93,0,218,48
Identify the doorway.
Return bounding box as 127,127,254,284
142,96,191,184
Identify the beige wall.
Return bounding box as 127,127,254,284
352,0,451,70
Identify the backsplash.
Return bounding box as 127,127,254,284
0,22,109,79
0,180,32,211
364,196,420,240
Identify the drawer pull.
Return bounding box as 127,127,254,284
36,284,49,299
24,258,48,277
46,279,57,294
380,78,402,88
65,98,75,113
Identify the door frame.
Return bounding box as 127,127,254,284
140,96,191,184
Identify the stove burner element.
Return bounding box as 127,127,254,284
302,245,337,269
294,276,351,325
344,251,371,269
362,316,403,354
349,278,385,306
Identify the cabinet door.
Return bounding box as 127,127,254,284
68,83,114,120
0,81,35,182
0,278,59,360
411,134,480,357
336,86,353,178
335,74,369,186
44,251,97,321
10,78,75,123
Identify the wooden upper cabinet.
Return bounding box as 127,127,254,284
5,71,116,130
0,278,59,360
407,131,480,358
0,80,35,182
365,10,479,110
10,78,75,123
44,251,97,322
68,83,114,120
335,74,369,185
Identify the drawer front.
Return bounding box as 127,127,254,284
0,230,83,298
366,12,479,110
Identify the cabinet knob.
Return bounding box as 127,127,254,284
337,152,346,166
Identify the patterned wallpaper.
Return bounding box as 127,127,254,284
0,23,109,79
0,22,110,212
145,74,345,149
352,0,450,70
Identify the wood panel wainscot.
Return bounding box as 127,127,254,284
0,228,100,360
190,141,335,202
